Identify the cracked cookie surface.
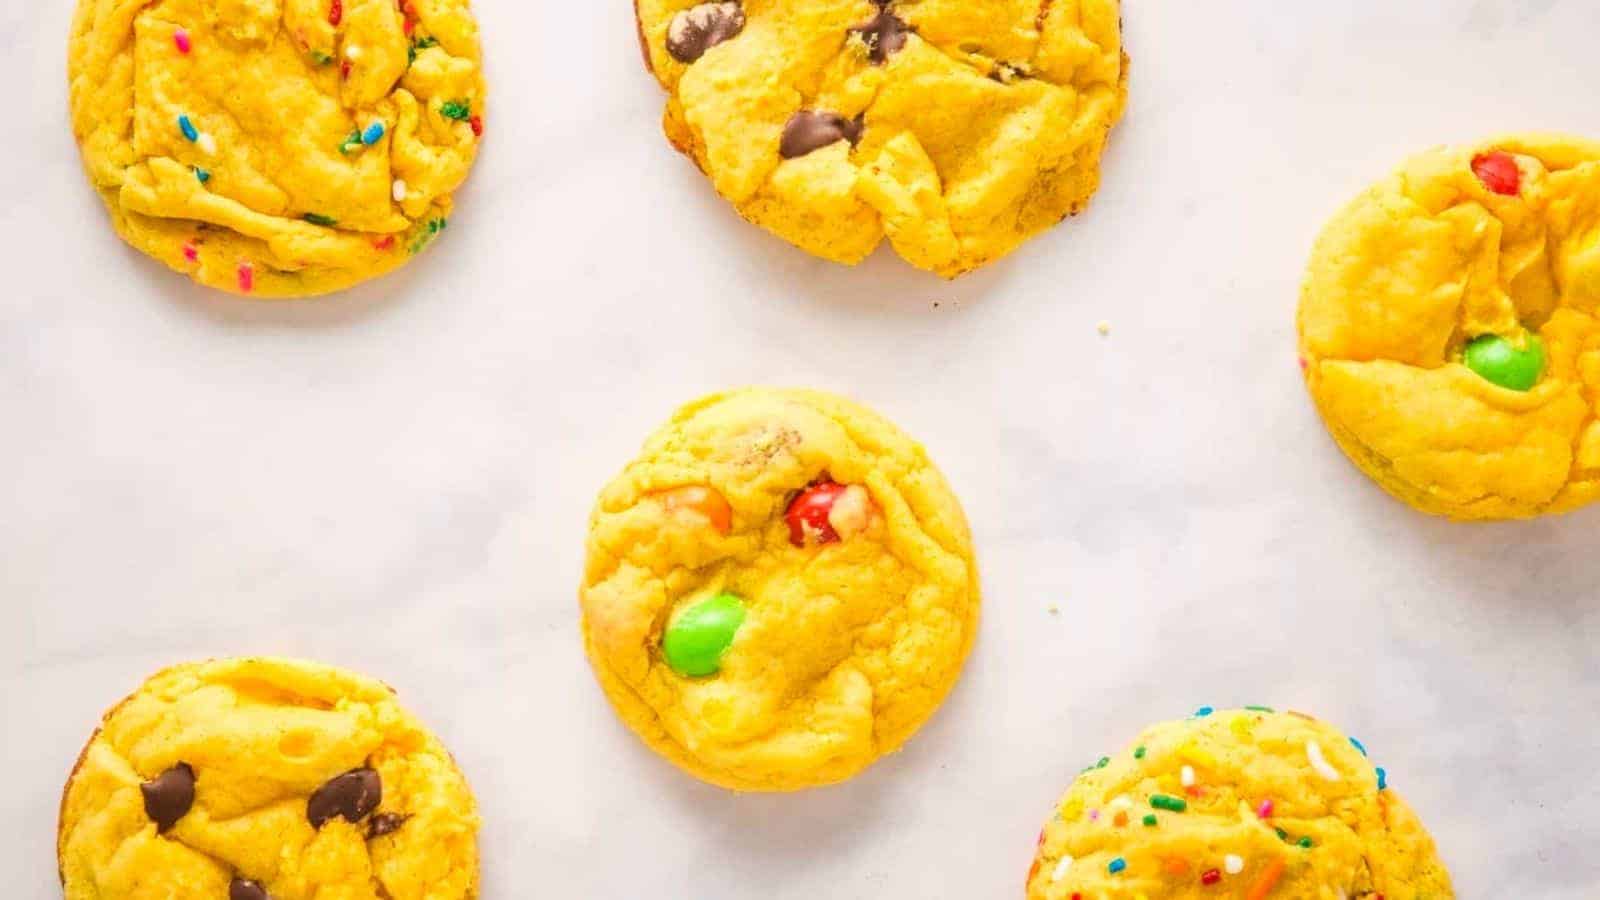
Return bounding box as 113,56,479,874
1299,134,1600,519
1026,708,1454,899
68,0,486,297
58,657,480,899
635,0,1128,277
580,388,980,791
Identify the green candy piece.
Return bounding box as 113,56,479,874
1464,334,1544,391
663,593,747,677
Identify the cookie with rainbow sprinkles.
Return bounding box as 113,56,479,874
580,387,980,791
1025,707,1453,899
1298,134,1600,519
68,0,486,297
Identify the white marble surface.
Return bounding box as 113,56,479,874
5,0,1600,896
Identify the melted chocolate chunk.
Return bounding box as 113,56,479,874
850,3,910,64
779,111,864,159
140,763,196,833
367,812,408,838
666,2,746,63
306,767,382,829
229,878,270,900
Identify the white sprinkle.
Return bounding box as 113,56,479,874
1224,854,1244,875
1307,741,1341,782
1110,794,1133,809
196,132,217,156
391,178,408,202
1181,765,1195,788
1051,856,1073,882
1097,320,1112,336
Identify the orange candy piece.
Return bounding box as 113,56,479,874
657,486,732,535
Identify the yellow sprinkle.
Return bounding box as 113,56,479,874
1179,741,1219,770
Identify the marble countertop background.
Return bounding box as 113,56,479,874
5,0,1599,896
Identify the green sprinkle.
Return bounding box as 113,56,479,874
408,217,448,254
310,49,334,65
1297,836,1314,848
303,213,337,226
1150,794,1187,813
440,99,471,121
408,35,438,63
1141,814,1158,827
1133,746,1146,759
1245,705,1275,712
1275,828,1289,841
338,130,363,154
1095,756,1110,769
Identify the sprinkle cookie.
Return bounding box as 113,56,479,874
634,0,1128,277
68,0,486,297
580,388,980,791
1025,708,1454,899
1299,134,1600,519
58,658,480,899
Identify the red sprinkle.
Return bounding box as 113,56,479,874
1257,799,1274,819
1026,859,1040,884
1472,151,1521,196
174,28,191,54
373,235,396,250
402,0,417,16
340,59,352,79
1201,869,1222,886
237,262,254,293
1298,355,1308,372
182,242,198,262
469,115,483,137
403,17,415,35
328,0,342,25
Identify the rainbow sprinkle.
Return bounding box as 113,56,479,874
1306,741,1341,782
1224,855,1244,875
182,242,198,262
1376,767,1388,790
1194,706,1214,717
328,0,342,25
1256,799,1274,818
1107,857,1126,875
1297,836,1314,848
1245,705,1274,713
193,167,210,183
361,121,386,145
1201,869,1221,886
441,99,471,121
1051,856,1072,881
303,213,337,226
196,132,217,155
1133,746,1146,759
178,114,198,142
236,262,254,292
1095,756,1110,769
1141,814,1158,827
1150,794,1187,813
1349,737,1368,757
174,28,191,53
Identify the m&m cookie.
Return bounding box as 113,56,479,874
579,388,980,791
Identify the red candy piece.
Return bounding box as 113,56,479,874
328,0,342,25
1201,868,1222,886
1472,151,1521,196
785,480,847,546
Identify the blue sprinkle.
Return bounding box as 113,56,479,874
361,121,386,145
1349,737,1368,757
1376,766,1388,790
178,114,199,142
193,167,210,184
1194,706,1214,717
1108,857,1127,875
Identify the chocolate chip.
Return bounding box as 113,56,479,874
779,111,863,159
666,2,745,64
367,812,408,838
850,3,910,64
140,763,195,833
306,767,382,829
229,878,270,900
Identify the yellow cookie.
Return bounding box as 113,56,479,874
58,658,480,900
1298,134,1600,519
68,0,486,298
1026,708,1454,899
634,0,1128,277
580,388,980,791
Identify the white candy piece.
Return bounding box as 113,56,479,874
391,179,408,202
1051,856,1073,882
1224,854,1244,875
1180,765,1195,788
